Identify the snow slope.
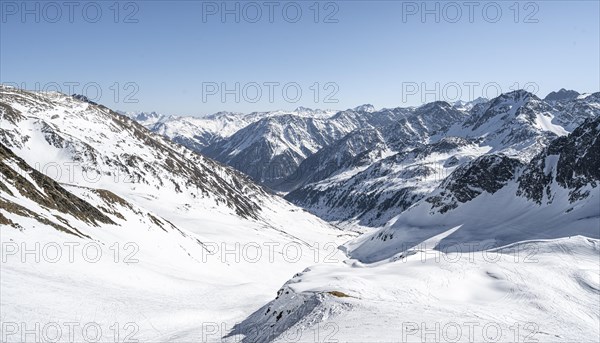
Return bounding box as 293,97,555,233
231,236,599,342
0,86,353,342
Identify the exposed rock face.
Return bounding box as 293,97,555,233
544,88,580,102
279,127,387,191
71,94,98,105
0,143,114,227
0,142,113,237
426,154,524,213
424,117,600,215
518,116,600,204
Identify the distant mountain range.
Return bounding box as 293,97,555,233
127,89,600,229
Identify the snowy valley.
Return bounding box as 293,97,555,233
1,86,599,342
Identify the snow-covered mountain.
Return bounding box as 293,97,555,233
201,106,398,190
284,101,470,227
350,115,600,261
0,86,353,342
285,91,600,228
551,92,600,131
199,102,465,192
453,96,488,110
3,85,599,343
202,115,345,190
124,90,599,230
286,136,487,228
135,107,338,154
279,126,390,192
230,116,600,343
381,100,468,150
448,90,568,156
118,110,169,126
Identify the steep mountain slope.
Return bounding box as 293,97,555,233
286,137,487,228
286,91,599,229
202,106,394,190
551,92,600,131
0,87,265,219
544,88,580,102
381,101,468,150
278,127,390,191
445,90,568,158
349,116,600,262
0,86,353,342
202,115,338,189
199,102,465,193
1,142,114,235
0,137,213,264
283,102,474,227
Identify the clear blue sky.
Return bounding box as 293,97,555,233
1,0,599,116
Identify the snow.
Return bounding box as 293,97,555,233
348,182,599,263
534,111,568,136
246,236,599,343
1,85,599,343
139,107,339,152
0,87,353,342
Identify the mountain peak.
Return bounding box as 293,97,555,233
481,89,540,109
502,89,537,100
294,106,315,113
353,104,375,113
416,100,453,111
544,88,580,101
119,110,164,124
72,93,98,105
453,97,489,110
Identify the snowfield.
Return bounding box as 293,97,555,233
1,210,351,343
235,236,599,343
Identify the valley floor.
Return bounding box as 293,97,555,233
3,220,599,343
0,193,353,343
